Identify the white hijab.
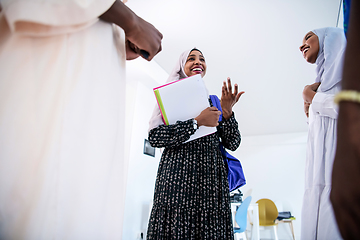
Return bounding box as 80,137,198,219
148,48,207,132
312,27,347,92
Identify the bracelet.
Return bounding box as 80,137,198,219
334,90,360,105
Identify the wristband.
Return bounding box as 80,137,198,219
334,90,360,105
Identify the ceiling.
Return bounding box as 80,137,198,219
126,0,343,136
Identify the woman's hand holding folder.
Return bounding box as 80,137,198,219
195,107,222,127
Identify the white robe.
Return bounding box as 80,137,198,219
301,83,342,240
0,1,128,239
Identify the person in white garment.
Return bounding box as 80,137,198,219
0,0,162,239
299,27,346,240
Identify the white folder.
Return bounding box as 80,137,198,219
153,74,217,142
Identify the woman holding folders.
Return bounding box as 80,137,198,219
146,48,244,239
299,28,346,240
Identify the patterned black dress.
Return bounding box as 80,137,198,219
146,99,241,240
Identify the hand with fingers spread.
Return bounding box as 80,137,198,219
303,82,321,103
195,107,222,127
221,77,245,120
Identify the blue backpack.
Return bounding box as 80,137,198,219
209,95,246,191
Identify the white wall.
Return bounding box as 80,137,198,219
122,59,308,240
122,59,167,240
122,81,159,240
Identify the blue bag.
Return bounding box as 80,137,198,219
209,95,246,191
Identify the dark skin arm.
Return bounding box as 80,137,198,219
303,82,321,117
195,78,244,126
99,0,162,61
304,102,310,118
303,82,321,103
330,1,360,239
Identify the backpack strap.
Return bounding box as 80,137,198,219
209,95,223,122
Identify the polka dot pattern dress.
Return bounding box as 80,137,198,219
146,101,241,240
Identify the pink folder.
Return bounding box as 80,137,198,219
153,74,217,142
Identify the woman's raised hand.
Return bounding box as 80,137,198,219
195,107,221,127
221,77,245,120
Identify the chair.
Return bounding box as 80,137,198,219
256,198,279,240
234,196,252,240
275,212,296,240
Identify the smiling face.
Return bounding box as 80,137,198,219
299,31,320,64
183,50,207,77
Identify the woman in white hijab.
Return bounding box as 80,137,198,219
147,48,244,239
299,27,346,240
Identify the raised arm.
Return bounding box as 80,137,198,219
217,113,241,151
221,77,245,120
218,78,243,150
